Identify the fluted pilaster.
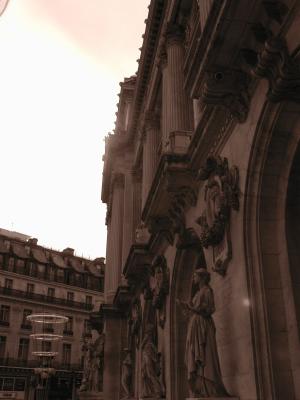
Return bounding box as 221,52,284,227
122,171,133,266
132,169,142,240
106,173,124,303
142,112,161,208
161,24,193,153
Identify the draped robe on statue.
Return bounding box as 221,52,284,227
185,285,228,397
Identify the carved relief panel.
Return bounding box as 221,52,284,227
196,156,239,275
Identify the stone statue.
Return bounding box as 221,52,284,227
177,268,229,398
79,332,105,393
121,349,133,399
141,324,164,399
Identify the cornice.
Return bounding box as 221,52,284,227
123,244,152,282
99,303,125,319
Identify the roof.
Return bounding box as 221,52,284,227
69,258,86,273
51,253,67,269
31,248,48,264
0,240,9,254
0,228,105,277
11,243,29,259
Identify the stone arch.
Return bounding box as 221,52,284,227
244,100,300,399
169,228,206,400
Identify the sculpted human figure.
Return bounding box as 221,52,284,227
89,333,105,392
121,349,133,399
79,334,93,392
141,324,164,399
79,332,105,393
177,268,229,398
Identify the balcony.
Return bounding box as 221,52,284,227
0,287,93,311
0,358,82,371
20,323,32,330
63,330,73,336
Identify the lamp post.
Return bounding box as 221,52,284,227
26,313,68,400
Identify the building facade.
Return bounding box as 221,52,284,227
0,229,105,400
101,0,300,399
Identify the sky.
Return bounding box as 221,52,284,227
0,0,150,259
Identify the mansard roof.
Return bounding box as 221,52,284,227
0,230,105,277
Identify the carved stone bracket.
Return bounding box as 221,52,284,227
252,37,300,103
148,216,175,245
196,156,240,275
202,67,250,123
168,186,197,235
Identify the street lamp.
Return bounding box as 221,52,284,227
26,313,68,399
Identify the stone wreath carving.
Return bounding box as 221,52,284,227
196,156,239,275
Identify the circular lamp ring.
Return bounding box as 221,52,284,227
27,313,69,324
32,351,58,357
30,333,63,341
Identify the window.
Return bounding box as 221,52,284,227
26,283,34,296
47,288,55,298
18,338,29,361
28,262,37,277
64,317,73,335
84,319,91,334
8,257,14,271
0,336,6,358
86,295,92,305
62,343,71,365
22,309,32,329
0,306,10,325
67,292,74,302
44,323,54,333
16,259,25,269
4,279,13,290
42,341,51,353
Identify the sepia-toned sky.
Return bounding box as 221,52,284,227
0,0,149,259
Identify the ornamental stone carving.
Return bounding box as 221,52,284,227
177,268,230,398
128,298,142,349
252,37,300,103
149,255,169,329
121,349,133,399
141,324,165,399
196,156,239,275
79,331,105,393
202,67,250,123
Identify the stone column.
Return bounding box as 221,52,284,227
142,112,161,209
122,169,142,265
161,24,193,153
102,309,126,400
122,171,133,267
132,169,142,240
105,173,124,303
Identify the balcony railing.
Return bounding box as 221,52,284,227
0,357,82,371
0,287,93,311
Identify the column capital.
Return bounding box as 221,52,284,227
112,172,125,188
130,168,142,182
156,46,167,70
165,23,185,48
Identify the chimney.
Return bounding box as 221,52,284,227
63,248,74,256
28,238,38,245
